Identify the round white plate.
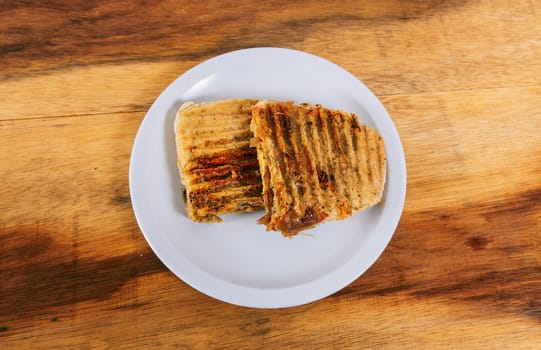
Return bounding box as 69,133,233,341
129,47,406,308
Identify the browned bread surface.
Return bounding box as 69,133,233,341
250,100,386,236
174,99,263,222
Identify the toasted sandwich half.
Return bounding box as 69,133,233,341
174,99,264,222
250,101,386,236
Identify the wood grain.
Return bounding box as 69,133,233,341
1,0,540,348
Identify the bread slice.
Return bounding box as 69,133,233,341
174,99,264,222
250,100,386,236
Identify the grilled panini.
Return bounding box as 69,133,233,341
250,101,386,236
174,99,264,222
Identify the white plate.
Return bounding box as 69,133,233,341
129,48,406,308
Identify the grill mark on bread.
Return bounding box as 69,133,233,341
186,141,252,155
270,104,296,210
363,125,374,206
280,104,310,210
192,178,261,193
187,169,260,190
374,132,385,187
188,160,259,180
349,119,362,197
303,108,327,214
370,131,380,186
341,115,361,212
365,126,373,183
324,111,341,200
188,148,257,169
189,182,263,201
355,124,367,206
276,106,297,199
296,107,319,208
183,131,253,148
351,119,359,151
340,116,361,208
333,112,354,216
189,184,263,211
325,109,351,217
181,117,252,131
310,117,329,198
184,123,252,134
183,130,252,150
318,107,342,218
315,107,336,196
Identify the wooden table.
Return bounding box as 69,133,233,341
1,1,540,348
